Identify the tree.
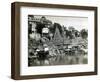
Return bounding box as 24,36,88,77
80,29,88,39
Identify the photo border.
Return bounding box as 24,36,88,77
11,2,98,80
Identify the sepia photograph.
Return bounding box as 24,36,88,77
28,15,88,66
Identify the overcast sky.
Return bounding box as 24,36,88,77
32,15,88,31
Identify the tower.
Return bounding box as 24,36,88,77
53,27,63,45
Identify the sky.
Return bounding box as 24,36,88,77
32,15,88,31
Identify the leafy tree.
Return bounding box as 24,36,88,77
80,29,88,39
